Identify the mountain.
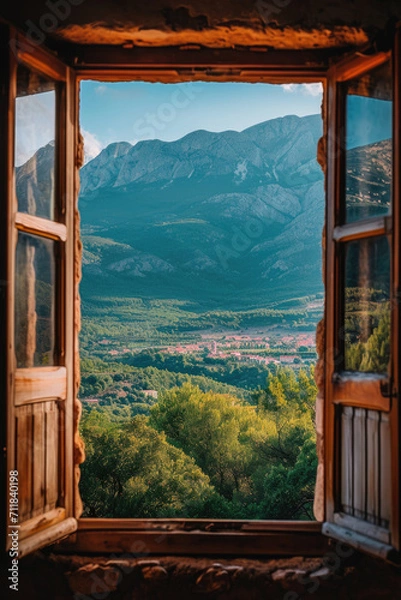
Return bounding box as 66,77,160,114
16,114,389,311
16,142,55,219
77,114,325,308
345,138,391,222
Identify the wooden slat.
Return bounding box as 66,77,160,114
25,241,37,367
341,406,354,515
77,68,327,84
15,366,67,405
0,22,13,556
32,403,45,518
333,217,388,243
16,404,33,521
20,507,66,541
353,408,367,520
391,25,401,553
322,523,399,564
324,72,340,525
15,212,67,242
14,31,67,81
70,45,336,71
333,512,390,544
77,519,322,532
60,529,329,557
331,51,391,83
333,374,390,412
380,412,392,529
367,410,380,524
58,401,66,507
45,402,59,512
18,518,77,559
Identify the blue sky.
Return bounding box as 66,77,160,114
80,81,323,162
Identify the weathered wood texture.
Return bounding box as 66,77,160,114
339,407,391,530
15,400,61,522
15,367,67,405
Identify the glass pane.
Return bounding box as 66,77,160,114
15,233,57,368
344,61,392,223
15,63,56,220
344,236,390,374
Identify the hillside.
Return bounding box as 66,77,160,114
15,113,392,314
77,114,325,309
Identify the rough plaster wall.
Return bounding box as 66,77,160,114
2,0,401,49
73,131,85,518
313,105,328,522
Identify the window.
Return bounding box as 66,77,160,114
2,25,401,562
77,80,323,523
3,31,78,558
323,50,400,561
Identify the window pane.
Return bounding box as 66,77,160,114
15,233,57,368
344,236,390,374
15,63,56,220
344,61,392,223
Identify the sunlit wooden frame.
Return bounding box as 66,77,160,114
2,19,401,561
324,44,401,562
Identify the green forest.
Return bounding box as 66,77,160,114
79,366,318,520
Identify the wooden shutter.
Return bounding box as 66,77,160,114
2,29,78,558
323,35,401,563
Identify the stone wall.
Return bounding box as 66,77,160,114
11,550,401,599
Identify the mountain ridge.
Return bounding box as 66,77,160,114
16,113,389,311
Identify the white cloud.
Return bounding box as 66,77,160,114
282,83,323,97
95,85,107,96
282,83,298,94
82,129,104,163
302,83,323,97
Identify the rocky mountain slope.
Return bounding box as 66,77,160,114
76,114,325,308
17,114,390,309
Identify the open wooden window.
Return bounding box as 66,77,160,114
2,20,401,562
2,29,78,558
323,35,401,562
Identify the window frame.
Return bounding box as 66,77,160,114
2,26,78,559
323,43,401,562
64,54,329,557
3,21,401,560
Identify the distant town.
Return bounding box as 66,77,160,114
94,326,317,367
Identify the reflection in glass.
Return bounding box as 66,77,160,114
15,63,56,220
344,61,392,223
344,236,390,373
15,233,57,368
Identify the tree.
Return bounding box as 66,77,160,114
346,304,390,374
149,383,267,502
79,410,216,518
251,367,318,519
